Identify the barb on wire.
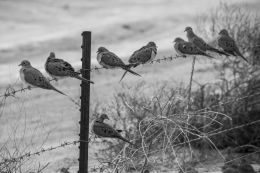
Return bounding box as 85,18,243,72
149,54,186,64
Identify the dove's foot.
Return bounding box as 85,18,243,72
27,86,32,90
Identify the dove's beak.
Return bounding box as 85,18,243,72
18,63,22,66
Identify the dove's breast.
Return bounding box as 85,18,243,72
149,50,157,62
174,43,184,55
19,68,26,83
19,68,33,87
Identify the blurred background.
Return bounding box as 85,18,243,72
0,0,259,172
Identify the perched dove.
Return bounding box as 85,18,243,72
96,47,141,78
185,26,229,56
173,37,214,58
92,114,134,145
218,29,248,63
45,52,94,84
120,42,157,81
19,60,66,95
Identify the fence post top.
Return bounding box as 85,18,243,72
82,31,91,36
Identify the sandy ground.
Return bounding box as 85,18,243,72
0,0,259,172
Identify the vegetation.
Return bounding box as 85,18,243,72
93,2,260,172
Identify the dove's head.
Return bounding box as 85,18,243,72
173,37,185,43
97,47,109,53
19,60,31,67
99,114,109,122
49,52,55,58
184,26,193,32
219,29,229,36
147,41,157,48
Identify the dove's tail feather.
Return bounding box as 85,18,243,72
119,136,134,145
209,47,230,56
227,49,249,63
235,50,249,63
52,86,80,107
239,55,249,63
121,66,141,77
52,87,67,96
120,63,141,82
202,52,215,59
119,71,128,82
72,74,94,84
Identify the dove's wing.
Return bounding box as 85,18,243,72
191,36,207,51
129,47,155,64
130,45,147,57
100,52,126,68
175,42,213,58
93,121,121,138
22,67,54,89
93,121,134,145
177,42,201,55
46,58,78,77
218,35,236,52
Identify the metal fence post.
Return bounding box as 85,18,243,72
79,31,91,173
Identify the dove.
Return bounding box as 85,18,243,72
45,52,94,84
19,60,67,95
218,29,248,63
92,114,134,145
173,37,214,58
184,26,229,56
120,42,157,81
96,47,141,79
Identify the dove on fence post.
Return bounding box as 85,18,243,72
184,26,229,56
217,29,249,63
91,114,134,145
19,60,67,96
45,52,94,84
173,37,214,58
120,41,157,82
96,47,141,80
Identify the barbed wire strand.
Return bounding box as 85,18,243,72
0,139,90,166
1,117,259,168
193,91,260,114
79,55,186,72
0,78,56,99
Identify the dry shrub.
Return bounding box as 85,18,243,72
193,2,260,150
93,3,260,172
92,82,230,172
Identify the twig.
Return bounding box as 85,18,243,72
187,56,196,111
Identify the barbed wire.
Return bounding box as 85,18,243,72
80,55,186,72
88,119,260,172
0,114,259,170
0,139,91,166
0,79,56,99
0,53,258,171
193,91,260,114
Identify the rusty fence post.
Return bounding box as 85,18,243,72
79,31,91,173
